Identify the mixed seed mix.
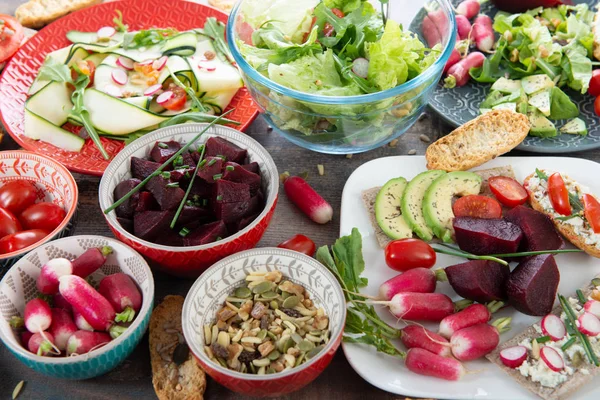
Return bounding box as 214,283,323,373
204,270,330,375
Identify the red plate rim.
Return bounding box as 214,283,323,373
0,0,259,176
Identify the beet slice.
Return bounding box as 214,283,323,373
504,206,563,252
146,175,185,211
453,217,523,255
205,137,247,163
116,217,133,233
177,205,212,226
134,210,175,241
505,255,560,316
212,180,251,224
223,162,262,195
183,220,228,246
135,191,159,212
131,157,161,180
150,141,181,163
241,162,260,174
155,229,184,246
196,157,223,183
445,260,509,303
113,178,141,218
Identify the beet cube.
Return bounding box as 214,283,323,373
181,152,196,169
241,162,260,174
445,260,509,303
155,229,184,247
150,141,181,164
212,180,251,223
223,162,262,195
228,213,259,234
134,210,175,241
177,205,212,226
453,217,523,255
245,190,264,217
146,175,185,211
131,157,161,180
113,178,141,218
504,206,563,252
197,157,223,183
205,137,247,163
189,180,212,201
116,217,133,233
183,221,228,246
135,191,159,212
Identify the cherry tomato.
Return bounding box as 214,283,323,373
0,180,38,214
277,234,316,256
488,176,529,207
589,70,600,97
331,8,345,18
162,84,187,111
237,20,255,45
19,202,66,232
322,8,344,37
0,229,48,255
452,195,502,219
582,194,600,234
595,96,600,117
548,173,571,216
0,15,24,64
70,60,96,88
302,16,317,43
0,207,21,238
384,239,436,272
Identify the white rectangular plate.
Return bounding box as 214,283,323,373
339,156,600,400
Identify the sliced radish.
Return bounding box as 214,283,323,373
116,56,134,70
500,346,528,369
144,84,162,96
156,91,173,105
153,56,168,71
138,59,154,66
104,84,122,98
97,26,116,39
111,69,128,85
578,312,600,336
540,346,564,372
541,314,566,341
584,300,600,318
198,61,216,72
351,57,369,79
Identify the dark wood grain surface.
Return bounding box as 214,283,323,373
3,2,600,399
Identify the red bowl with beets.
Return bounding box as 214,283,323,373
98,124,278,278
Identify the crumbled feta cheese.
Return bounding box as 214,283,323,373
519,358,569,388
581,368,590,375
520,338,533,351
533,324,542,334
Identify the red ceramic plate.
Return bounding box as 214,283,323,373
0,0,259,176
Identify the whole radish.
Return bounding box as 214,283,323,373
28,332,57,356
439,303,500,339
405,348,465,381
456,0,480,19
584,300,600,318
401,325,451,357
283,175,333,224
24,298,52,333
455,15,472,41
472,15,494,53
379,268,440,300
66,331,111,356
444,48,462,74
387,292,454,321
73,309,94,332
37,258,73,295
71,246,113,278
21,331,33,347
500,346,528,368
48,308,77,351
59,275,116,332
98,273,142,317
444,52,485,88
422,13,442,47
450,317,511,361
53,293,72,312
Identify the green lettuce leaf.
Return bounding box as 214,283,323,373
323,0,364,14
561,43,592,93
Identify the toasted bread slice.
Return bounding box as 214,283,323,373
594,9,600,61
425,110,529,172
15,0,102,29
524,173,600,258
208,0,236,13
150,295,206,400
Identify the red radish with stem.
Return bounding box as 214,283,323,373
540,346,564,372
450,317,511,361
401,325,451,357
59,275,116,332
456,15,472,41
73,310,94,331
578,312,600,336
37,258,73,295
24,298,52,333
584,300,600,318
283,175,333,224
98,273,142,318
71,246,112,278
421,13,441,47
352,58,369,78
444,48,462,74
439,302,501,339
28,332,57,356
444,51,485,88
66,331,111,356
53,293,72,312
384,292,454,321
472,15,494,52
21,331,33,347
500,346,528,368
405,348,465,381
456,0,480,19
48,308,77,351
378,268,440,300
541,314,566,341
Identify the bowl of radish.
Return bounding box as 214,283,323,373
0,235,154,379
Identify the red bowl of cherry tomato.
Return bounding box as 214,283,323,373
0,151,78,270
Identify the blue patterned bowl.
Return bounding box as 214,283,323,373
0,235,154,379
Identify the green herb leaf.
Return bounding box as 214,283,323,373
158,112,240,128
37,57,72,82
204,17,235,64
535,168,549,180
113,10,128,33
123,28,178,49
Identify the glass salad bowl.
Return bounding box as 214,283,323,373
227,0,456,154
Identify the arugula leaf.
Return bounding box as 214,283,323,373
168,68,208,113
470,39,508,82
204,18,235,65
331,228,367,289
37,57,72,82
158,112,240,128
535,168,549,180
113,10,128,33
123,28,178,49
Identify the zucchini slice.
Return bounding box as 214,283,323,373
24,109,85,152
163,32,197,56
187,40,243,92
25,81,73,126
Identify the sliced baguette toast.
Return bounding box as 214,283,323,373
594,9,600,61
16,0,101,28
425,110,529,172
524,173,600,258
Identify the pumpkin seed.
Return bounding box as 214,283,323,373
270,300,279,309
261,291,279,300
305,334,321,342
252,281,274,294
267,350,281,361
249,362,257,374
295,352,306,367
252,358,271,367
291,333,303,344
12,380,24,400
281,291,291,299
257,366,266,375
283,338,295,354
309,330,322,336
267,331,278,341
257,329,267,341
173,343,190,366
217,357,227,368
267,367,276,374
298,339,315,352
307,345,324,359
282,295,300,309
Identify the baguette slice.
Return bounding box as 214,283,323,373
425,110,529,172
487,275,600,400
593,9,600,61
524,172,600,258
16,0,102,29
208,0,236,13
150,295,206,400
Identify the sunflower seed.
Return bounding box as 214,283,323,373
407,149,417,155
12,381,24,400
165,328,180,334
419,134,431,143
178,333,185,344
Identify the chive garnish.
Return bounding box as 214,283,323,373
158,142,168,149
592,278,600,287
226,165,234,171
103,109,234,214
217,155,226,160
170,145,207,229
216,236,222,241
166,182,179,188
216,195,223,201
207,158,217,167
213,173,222,180
179,227,190,237
192,195,200,202
186,200,194,206
536,336,551,343
161,171,171,179
559,294,599,366
562,337,577,351
197,144,205,153
432,245,584,266
173,155,183,166
202,199,208,206
199,159,207,168
577,289,587,305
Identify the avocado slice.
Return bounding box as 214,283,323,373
560,117,587,135
492,102,517,112
528,108,557,138
528,90,551,116
521,74,555,95
423,172,482,243
375,177,413,240
480,90,505,109
550,87,578,120
401,170,446,241
491,77,521,94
